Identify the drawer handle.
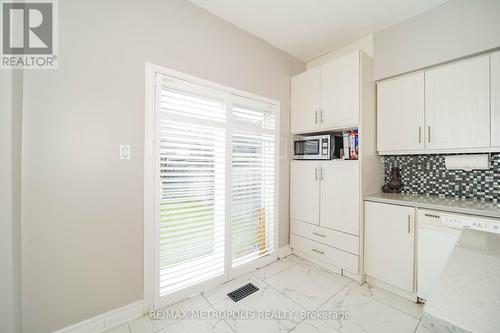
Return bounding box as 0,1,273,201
312,249,324,255
312,232,325,238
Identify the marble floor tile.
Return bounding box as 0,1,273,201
212,282,304,333
105,324,130,333
319,287,420,333
347,282,423,319
264,263,350,311
202,273,267,305
132,255,430,333
129,317,154,333
289,319,341,333
157,317,233,333
414,320,434,333
287,255,352,284
150,294,211,331
252,258,296,279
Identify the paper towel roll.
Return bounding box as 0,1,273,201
444,154,490,171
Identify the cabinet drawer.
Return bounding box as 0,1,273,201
291,219,359,255
291,234,359,273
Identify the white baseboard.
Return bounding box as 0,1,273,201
292,249,342,275
292,249,364,283
342,269,364,284
53,300,144,333
365,276,418,302
277,245,292,259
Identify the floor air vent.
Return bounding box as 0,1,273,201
227,283,259,302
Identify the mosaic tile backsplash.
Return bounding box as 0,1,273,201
383,153,500,203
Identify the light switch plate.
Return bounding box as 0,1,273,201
120,144,131,160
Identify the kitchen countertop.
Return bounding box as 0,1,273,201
364,193,500,219
421,229,500,333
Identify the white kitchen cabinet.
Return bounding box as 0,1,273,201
290,162,320,225
320,52,360,129
319,161,360,235
491,52,500,147
291,51,362,133
364,201,415,293
291,220,359,255
425,55,490,150
377,72,425,152
291,234,358,273
291,67,320,133
289,52,379,277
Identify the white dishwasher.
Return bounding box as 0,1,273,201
417,209,500,301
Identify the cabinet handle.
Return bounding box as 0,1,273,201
320,109,324,123
315,167,318,180
315,110,318,124
407,215,411,233
312,232,325,238
418,126,422,143
427,126,431,143
320,167,324,180
312,249,324,255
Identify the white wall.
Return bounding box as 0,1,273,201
306,35,373,69
374,0,500,80
0,70,23,333
21,1,304,332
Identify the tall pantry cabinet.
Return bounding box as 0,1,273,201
289,51,381,278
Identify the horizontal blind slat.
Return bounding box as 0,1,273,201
231,103,276,268
158,84,226,296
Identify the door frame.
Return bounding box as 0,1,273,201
144,62,280,313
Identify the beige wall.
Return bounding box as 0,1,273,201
306,35,373,69
0,70,23,333
21,0,304,332
374,0,500,80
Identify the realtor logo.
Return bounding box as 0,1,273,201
1,0,57,68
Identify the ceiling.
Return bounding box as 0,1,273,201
189,0,449,62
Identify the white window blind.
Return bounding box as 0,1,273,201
231,102,276,267
153,74,278,303
157,84,226,297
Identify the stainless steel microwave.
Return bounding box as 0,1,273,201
293,134,333,160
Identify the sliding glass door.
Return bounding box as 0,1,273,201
231,99,276,269
150,71,279,309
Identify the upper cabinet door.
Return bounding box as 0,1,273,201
491,52,500,147
320,52,360,129
377,72,425,152
291,68,320,133
290,162,320,225
319,161,360,235
425,55,490,150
